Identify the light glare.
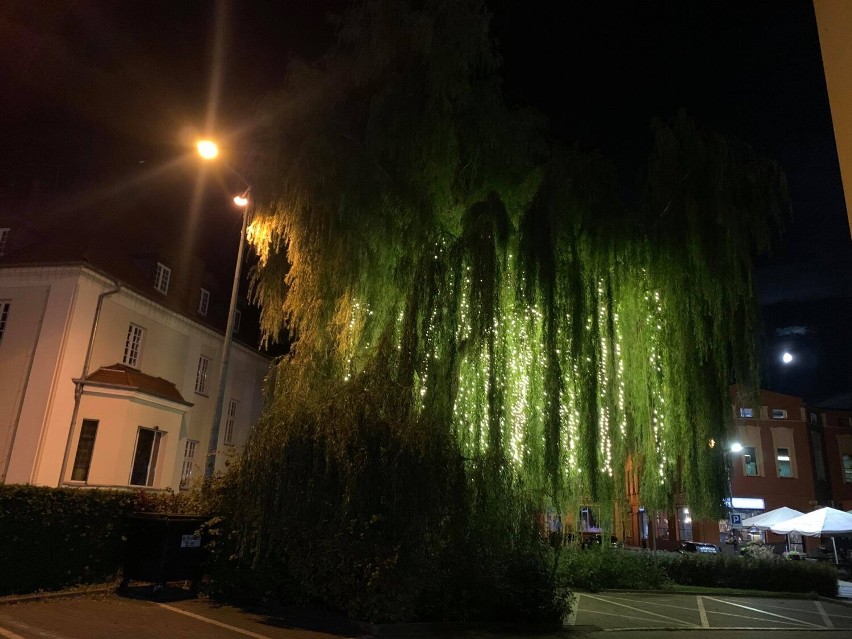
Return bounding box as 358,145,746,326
197,139,219,160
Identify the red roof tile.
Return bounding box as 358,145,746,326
80,363,192,406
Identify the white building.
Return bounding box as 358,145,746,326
0,210,271,491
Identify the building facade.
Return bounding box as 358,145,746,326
617,387,852,552
0,204,271,492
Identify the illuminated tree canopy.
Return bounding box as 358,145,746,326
237,0,787,542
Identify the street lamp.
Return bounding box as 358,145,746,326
197,140,250,479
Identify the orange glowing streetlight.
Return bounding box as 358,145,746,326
196,139,219,160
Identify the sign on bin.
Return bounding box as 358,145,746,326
181,534,201,548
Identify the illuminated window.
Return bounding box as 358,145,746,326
742,446,759,476
739,407,754,418
0,228,9,255
180,440,198,488
844,455,852,483
154,262,171,294
198,288,210,316
195,355,210,394
130,427,162,486
771,409,787,419
224,399,237,445
776,447,793,478
71,419,98,482
0,301,9,343
122,324,144,367
677,506,693,541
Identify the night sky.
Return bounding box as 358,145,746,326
1,1,850,404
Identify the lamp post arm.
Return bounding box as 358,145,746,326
204,204,250,479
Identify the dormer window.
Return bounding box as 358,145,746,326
0,228,9,256
154,262,171,294
198,288,210,316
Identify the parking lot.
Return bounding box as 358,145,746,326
2,591,852,639
570,592,852,631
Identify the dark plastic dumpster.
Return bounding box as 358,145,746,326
121,513,206,590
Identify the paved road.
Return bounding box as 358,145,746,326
570,591,852,633
2,592,852,639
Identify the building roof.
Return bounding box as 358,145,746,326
78,363,193,406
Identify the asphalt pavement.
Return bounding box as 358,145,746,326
2,590,852,639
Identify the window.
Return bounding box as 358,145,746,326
771,409,787,419
809,412,819,425
844,455,852,483
677,506,693,541
233,309,242,333
154,262,171,294
71,419,98,482
742,446,758,476
198,288,210,316
776,447,793,478
180,440,198,488
130,427,162,486
0,301,9,343
123,324,144,367
0,228,9,255
224,399,237,445
195,355,210,394
739,407,754,418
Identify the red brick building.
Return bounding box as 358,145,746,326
618,387,852,553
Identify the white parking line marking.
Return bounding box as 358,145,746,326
155,603,276,639
703,596,824,629
577,608,671,626
697,596,709,628
580,593,696,627
0,624,27,639
815,601,834,629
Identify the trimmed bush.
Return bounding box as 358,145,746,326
557,548,670,591
0,485,191,596
657,552,838,597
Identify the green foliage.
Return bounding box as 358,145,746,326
657,553,838,597
557,548,670,591
230,0,787,623
0,485,191,596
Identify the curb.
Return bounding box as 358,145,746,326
0,584,116,606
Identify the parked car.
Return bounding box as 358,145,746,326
678,541,720,554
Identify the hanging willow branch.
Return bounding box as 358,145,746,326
237,0,787,545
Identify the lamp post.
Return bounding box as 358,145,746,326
196,139,251,479
726,441,743,551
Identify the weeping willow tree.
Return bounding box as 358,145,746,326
230,0,786,600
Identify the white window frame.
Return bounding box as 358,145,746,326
180,439,199,488
195,355,211,394
233,309,242,333
123,323,144,367
771,409,788,419
154,262,171,294
739,407,754,418
129,427,163,487
0,227,9,256
198,288,210,316
0,301,9,343
224,399,237,445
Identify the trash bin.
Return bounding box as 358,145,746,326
121,513,206,590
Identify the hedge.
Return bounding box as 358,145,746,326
0,485,191,596
556,547,839,598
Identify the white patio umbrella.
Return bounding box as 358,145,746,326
741,507,804,530
769,507,852,564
